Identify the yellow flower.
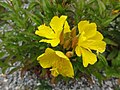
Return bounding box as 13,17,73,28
112,10,120,14
35,15,71,47
37,48,74,78
75,21,106,67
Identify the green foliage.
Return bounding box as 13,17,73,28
112,51,120,67
0,0,46,74
0,0,120,87
35,79,52,90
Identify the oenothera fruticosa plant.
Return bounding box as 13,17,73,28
35,15,106,78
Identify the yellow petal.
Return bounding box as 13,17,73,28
83,23,97,38
60,15,67,19
75,46,82,56
78,21,97,38
55,51,69,60
35,25,55,39
50,15,67,33
81,48,97,67
78,20,89,33
64,21,71,33
89,31,103,40
37,48,58,68
77,31,87,46
81,40,106,53
40,38,60,47
50,68,59,77
53,58,74,78
37,48,74,78
52,51,74,77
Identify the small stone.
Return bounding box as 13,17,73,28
3,79,8,82
0,74,6,78
37,82,41,86
105,81,113,87
78,81,82,85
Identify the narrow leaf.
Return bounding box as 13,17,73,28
104,38,118,46
97,0,106,15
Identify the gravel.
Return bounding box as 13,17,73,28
0,65,120,90
0,68,39,90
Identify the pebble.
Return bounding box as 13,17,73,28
0,46,120,87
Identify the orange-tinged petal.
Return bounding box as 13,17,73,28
63,39,71,49
71,26,76,37
72,36,78,48
52,58,74,78
37,48,74,78
58,58,74,78
35,25,55,39
81,48,97,67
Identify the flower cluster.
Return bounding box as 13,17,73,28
35,15,106,78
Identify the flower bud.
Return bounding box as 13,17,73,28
63,39,71,50
66,51,73,58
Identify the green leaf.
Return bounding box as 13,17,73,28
77,0,85,11
107,48,118,60
92,70,105,84
87,0,96,5
0,60,10,67
108,30,120,45
102,0,110,5
28,1,38,10
36,78,52,90
12,0,22,11
0,2,13,11
2,66,9,74
25,10,41,25
102,14,119,26
0,52,5,58
115,3,120,9
97,0,106,15
105,67,120,78
57,4,65,13
97,54,108,67
112,51,120,67
42,0,51,13
8,66,21,75
104,38,118,46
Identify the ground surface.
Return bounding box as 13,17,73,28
0,66,120,90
